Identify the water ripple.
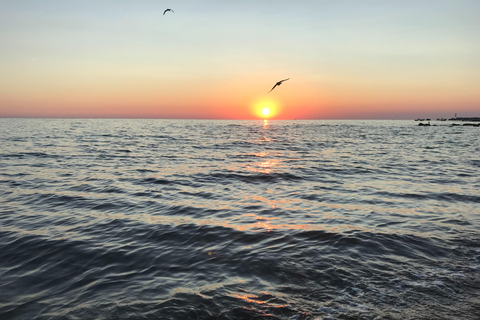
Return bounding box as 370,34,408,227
1,119,479,319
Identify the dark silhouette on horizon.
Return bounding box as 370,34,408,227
268,78,289,93
163,9,174,15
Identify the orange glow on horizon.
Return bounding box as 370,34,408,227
3,74,478,119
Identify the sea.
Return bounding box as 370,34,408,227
0,119,479,320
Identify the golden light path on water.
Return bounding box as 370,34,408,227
47,119,428,239
104,120,410,236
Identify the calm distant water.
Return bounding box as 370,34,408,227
1,119,479,320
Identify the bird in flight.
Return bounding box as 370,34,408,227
268,78,290,93
163,8,174,15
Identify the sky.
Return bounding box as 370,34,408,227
1,0,479,119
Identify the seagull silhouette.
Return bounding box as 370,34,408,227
268,78,290,93
163,8,174,15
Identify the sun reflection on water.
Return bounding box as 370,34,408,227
230,292,288,309
247,159,279,174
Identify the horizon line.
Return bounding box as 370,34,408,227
0,116,463,121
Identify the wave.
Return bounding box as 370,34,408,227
2,219,477,319
193,171,303,184
1,119,479,319
375,190,480,203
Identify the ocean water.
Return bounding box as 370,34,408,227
0,119,479,320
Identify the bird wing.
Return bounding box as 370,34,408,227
268,78,290,92
268,84,278,93
163,9,167,15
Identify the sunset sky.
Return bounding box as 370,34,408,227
1,0,479,119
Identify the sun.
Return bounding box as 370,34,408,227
253,98,278,119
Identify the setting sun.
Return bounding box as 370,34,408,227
253,98,278,119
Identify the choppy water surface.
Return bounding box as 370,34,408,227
1,119,479,320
